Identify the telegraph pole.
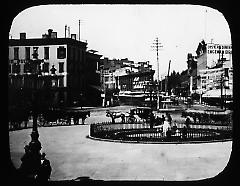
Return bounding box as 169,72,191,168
79,20,81,41
152,37,163,110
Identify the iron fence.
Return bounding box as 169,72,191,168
89,121,232,142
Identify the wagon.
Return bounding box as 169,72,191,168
126,107,153,123
181,109,232,125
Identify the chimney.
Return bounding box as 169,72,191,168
71,34,77,40
65,25,67,38
20,33,26,39
68,27,70,38
42,34,48,39
51,32,57,38
48,29,53,37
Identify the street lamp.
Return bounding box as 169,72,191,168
80,92,83,109
19,56,43,177
224,76,229,109
221,74,229,110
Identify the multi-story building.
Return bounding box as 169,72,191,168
195,40,232,90
9,29,102,108
199,67,232,91
194,40,233,104
85,50,103,106
99,57,155,106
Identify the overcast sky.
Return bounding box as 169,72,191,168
9,4,231,79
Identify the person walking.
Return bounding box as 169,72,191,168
161,115,165,125
166,113,172,126
162,119,170,137
185,116,191,128
149,112,155,129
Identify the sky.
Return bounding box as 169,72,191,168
9,4,231,80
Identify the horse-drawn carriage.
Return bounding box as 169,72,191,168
127,107,152,123
181,109,232,125
106,107,159,124
41,107,91,126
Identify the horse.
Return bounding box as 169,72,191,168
106,110,125,124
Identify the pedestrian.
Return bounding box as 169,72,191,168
121,113,125,123
162,119,170,137
149,112,155,129
185,116,191,128
161,115,165,124
36,153,52,182
167,113,172,126
182,126,187,139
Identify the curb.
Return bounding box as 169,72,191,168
87,135,232,144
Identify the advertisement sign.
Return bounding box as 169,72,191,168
207,44,232,55
206,43,232,67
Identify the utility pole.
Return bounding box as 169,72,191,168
152,37,163,110
65,25,67,38
204,9,207,42
79,20,81,41
166,60,171,96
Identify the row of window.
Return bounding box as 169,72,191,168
13,46,66,60
9,76,64,88
9,62,64,74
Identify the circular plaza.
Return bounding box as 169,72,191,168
9,106,233,181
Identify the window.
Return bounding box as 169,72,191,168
52,79,57,87
12,63,20,73
59,62,64,73
59,77,64,87
24,62,31,73
43,62,49,73
25,47,30,60
57,46,66,59
44,47,49,59
32,47,39,59
14,47,19,60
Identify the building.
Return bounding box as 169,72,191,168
195,40,232,90
85,50,102,106
194,40,233,105
9,29,102,108
187,53,197,94
99,57,155,106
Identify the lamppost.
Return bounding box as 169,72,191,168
19,55,43,178
79,92,83,109
220,73,229,110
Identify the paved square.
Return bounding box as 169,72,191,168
9,124,232,181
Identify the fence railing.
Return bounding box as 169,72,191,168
89,121,232,142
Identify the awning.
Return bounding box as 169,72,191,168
202,89,233,98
